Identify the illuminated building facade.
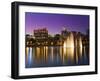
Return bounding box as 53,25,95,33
34,28,48,40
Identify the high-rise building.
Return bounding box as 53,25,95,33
34,28,48,40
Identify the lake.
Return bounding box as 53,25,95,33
25,46,89,68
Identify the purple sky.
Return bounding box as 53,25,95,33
25,12,89,35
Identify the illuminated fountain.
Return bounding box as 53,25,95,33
63,32,74,60
63,32,83,61
79,37,82,56
63,32,83,49
63,32,74,48
79,37,82,48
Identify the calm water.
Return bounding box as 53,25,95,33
25,46,89,68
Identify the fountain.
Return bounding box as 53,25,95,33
63,32,74,60
79,37,82,56
63,32,83,48
63,32,74,48
79,37,82,48
63,32,83,61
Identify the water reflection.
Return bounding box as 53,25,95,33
25,45,89,68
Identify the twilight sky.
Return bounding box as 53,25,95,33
25,12,89,35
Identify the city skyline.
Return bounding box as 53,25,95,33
25,12,89,68
25,12,89,35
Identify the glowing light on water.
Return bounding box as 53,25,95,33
51,47,54,62
25,47,29,64
28,47,32,66
36,47,40,56
29,48,32,60
45,46,48,58
79,37,82,56
26,47,29,56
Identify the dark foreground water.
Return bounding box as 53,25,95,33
25,46,89,68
